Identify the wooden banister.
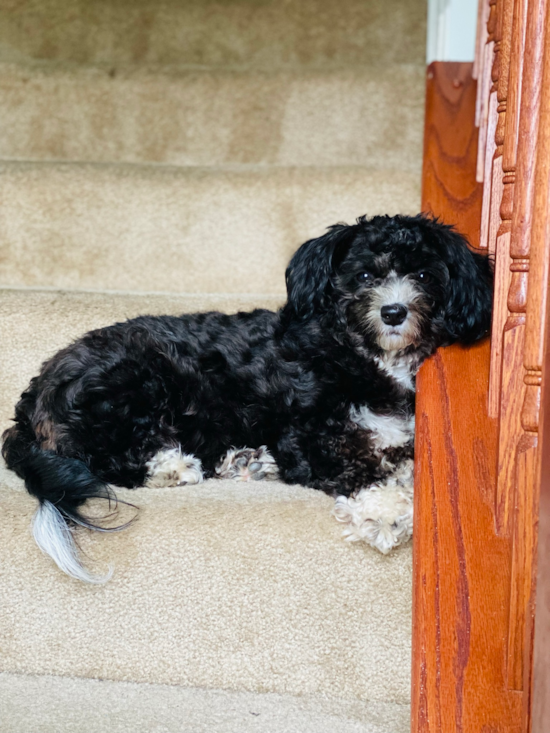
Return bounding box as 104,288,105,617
412,61,521,733
412,3,550,727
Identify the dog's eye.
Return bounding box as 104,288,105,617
417,271,432,282
356,272,374,283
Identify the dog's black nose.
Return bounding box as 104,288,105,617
380,303,408,326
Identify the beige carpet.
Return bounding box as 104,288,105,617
0,0,426,69
0,62,425,170
0,0,427,728
0,672,410,733
1,464,412,703
0,162,420,293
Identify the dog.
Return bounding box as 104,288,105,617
2,214,493,582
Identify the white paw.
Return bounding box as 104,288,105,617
145,448,203,488
215,446,279,481
333,461,414,554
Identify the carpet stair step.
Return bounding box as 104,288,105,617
0,62,424,170
0,161,420,293
0,464,412,707
0,0,426,70
0,671,410,733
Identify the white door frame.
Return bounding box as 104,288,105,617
427,0,479,63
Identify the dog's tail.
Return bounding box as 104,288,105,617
2,420,129,584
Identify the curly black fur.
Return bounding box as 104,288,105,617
2,214,492,577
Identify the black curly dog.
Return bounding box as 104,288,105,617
3,214,492,581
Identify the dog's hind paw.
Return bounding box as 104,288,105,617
215,446,279,482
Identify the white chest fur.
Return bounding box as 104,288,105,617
349,405,415,451
374,352,417,391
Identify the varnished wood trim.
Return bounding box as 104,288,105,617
412,61,522,733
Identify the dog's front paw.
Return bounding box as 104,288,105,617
215,446,279,482
333,466,414,553
145,448,203,488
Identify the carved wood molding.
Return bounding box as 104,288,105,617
530,233,550,733
487,0,514,416
523,8,550,434
472,0,550,706
494,0,533,527
476,0,496,185
495,0,515,158
519,12,550,723
460,0,549,715
499,0,527,237
474,0,488,82
490,0,548,702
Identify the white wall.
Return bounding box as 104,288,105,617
427,0,479,63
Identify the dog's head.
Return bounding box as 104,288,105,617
285,214,493,353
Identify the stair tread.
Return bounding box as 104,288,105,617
0,0,426,70
0,671,410,733
0,61,425,170
0,161,421,294
0,464,412,703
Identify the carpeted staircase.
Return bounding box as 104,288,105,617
0,2,426,731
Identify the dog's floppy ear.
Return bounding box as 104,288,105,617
433,223,493,344
285,225,354,320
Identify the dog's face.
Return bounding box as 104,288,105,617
285,214,493,353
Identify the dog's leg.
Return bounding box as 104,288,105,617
215,446,279,481
145,447,203,488
333,459,414,554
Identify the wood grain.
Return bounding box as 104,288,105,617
500,0,526,220
480,91,499,248
491,0,549,707
473,0,488,83
475,0,490,89
509,0,547,278
519,6,550,726
411,61,522,733
493,0,530,538
531,308,550,732
421,65,482,226
493,0,527,446
477,0,498,183
494,0,515,158
487,0,515,416
487,175,509,418
481,0,502,250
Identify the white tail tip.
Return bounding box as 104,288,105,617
32,501,113,584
